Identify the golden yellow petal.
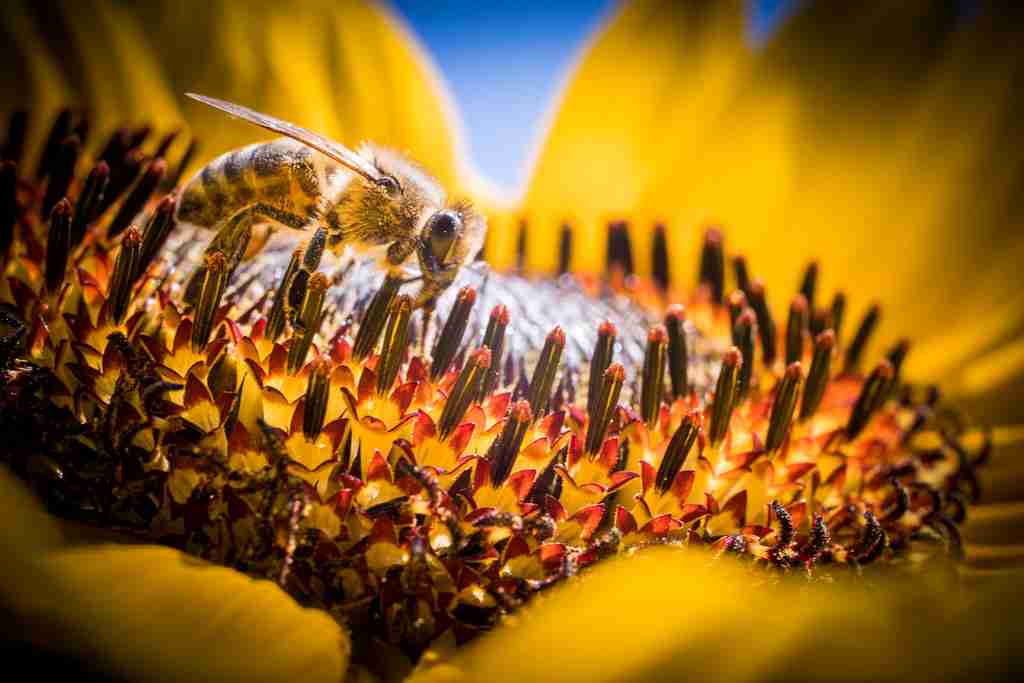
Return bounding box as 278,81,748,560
0,467,350,683
520,0,1024,399
410,546,1023,683
2,0,465,190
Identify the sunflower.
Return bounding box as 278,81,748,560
1,1,1022,682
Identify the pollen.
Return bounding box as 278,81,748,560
0,110,988,657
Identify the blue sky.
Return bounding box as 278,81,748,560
389,0,802,191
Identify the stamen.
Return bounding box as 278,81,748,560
732,255,751,296
70,161,109,247
800,330,835,421
41,135,79,220
829,291,846,341
709,348,741,446
303,358,331,441
135,195,177,279
799,261,818,311
44,199,72,293
430,286,476,381
605,221,634,277
785,294,808,366
886,339,910,379
190,251,229,352
843,303,880,374
1,110,27,164
107,228,142,324
727,290,747,331
655,414,698,494
698,227,725,306
286,272,329,375
665,305,689,399
97,149,143,216
167,139,198,189
747,281,778,366
266,246,304,342
438,347,490,440
352,274,402,362
108,158,166,238
35,108,72,180
558,223,572,275
651,223,669,291
845,361,894,441
640,325,667,429
526,326,565,419
488,400,532,487
479,304,509,400
765,362,802,453
732,309,756,400
374,294,413,394
585,362,624,455
587,320,617,420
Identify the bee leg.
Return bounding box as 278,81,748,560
283,227,327,327
386,238,418,268
183,209,255,306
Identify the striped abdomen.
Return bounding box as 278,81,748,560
176,138,346,231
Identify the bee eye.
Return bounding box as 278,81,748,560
426,210,461,265
377,175,401,197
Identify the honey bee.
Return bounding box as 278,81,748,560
175,93,485,310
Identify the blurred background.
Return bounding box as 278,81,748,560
390,0,801,193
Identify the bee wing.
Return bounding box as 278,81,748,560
186,93,382,183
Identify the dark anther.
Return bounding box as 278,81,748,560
829,292,846,341
665,305,689,399
800,330,835,421
479,304,509,400
747,281,777,366
806,513,830,562
769,501,796,566
586,363,625,455
588,320,617,420
352,274,402,361
732,255,751,296
640,325,667,429
605,220,634,277
287,272,330,374
266,246,304,342
886,339,910,379
844,361,894,441
799,261,818,312
856,510,886,564
374,295,412,393
526,326,565,419
655,414,698,494
44,199,73,294
488,400,532,487
698,227,725,306
108,158,167,238
36,108,72,180
882,478,909,523
651,223,669,291
515,219,527,271
727,290,747,332
136,195,177,279
430,286,476,381
843,303,880,374
154,130,180,159
41,135,80,219
732,309,756,400
70,161,110,247
526,446,567,505
167,138,198,189
2,110,27,164
191,251,230,353
303,359,331,441
558,222,572,275
438,347,491,440
709,348,741,446
107,228,143,324
785,294,808,366
766,363,802,453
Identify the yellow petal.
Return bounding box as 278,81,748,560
0,467,350,683
2,0,466,191
409,546,1023,682
520,0,1024,404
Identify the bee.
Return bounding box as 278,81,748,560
175,93,485,310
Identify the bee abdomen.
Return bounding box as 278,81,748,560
176,138,330,230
